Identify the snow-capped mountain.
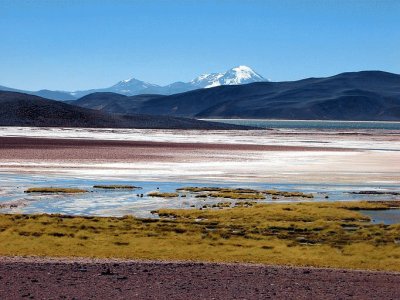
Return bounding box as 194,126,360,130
71,65,266,97
0,66,267,100
110,78,161,94
190,66,266,88
70,78,162,98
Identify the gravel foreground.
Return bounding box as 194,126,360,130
0,257,399,299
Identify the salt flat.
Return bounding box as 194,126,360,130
0,127,399,185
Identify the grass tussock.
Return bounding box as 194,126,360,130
25,187,87,194
234,201,257,207
213,202,232,208
177,187,260,193
198,192,265,200
148,192,179,198
0,201,399,271
264,190,314,198
93,185,140,190
177,186,313,199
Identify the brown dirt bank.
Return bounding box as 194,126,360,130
0,257,398,300
0,136,352,161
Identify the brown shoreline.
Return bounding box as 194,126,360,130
0,136,353,161
0,136,353,151
0,256,399,299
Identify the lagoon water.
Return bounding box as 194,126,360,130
1,173,400,218
361,209,400,225
206,119,400,130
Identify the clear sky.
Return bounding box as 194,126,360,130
1,0,399,91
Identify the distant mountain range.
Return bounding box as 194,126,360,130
0,85,76,101
71,71,400,121
2,70,399,121
0,91,252,130
0,66,267,100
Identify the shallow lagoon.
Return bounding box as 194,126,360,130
1,173,399,218
361,209,400,225
207,119,400,130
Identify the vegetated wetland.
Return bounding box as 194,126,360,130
0,200,399,271
0,124,399,272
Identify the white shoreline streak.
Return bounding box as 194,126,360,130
1,150,399,184
0,126,399,151
0,127,399,185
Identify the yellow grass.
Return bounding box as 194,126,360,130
147,192,179,198
177,186,313,199
197,192,265,200
0,201,399,271
93,185,140,189
24,187,87,194
177,187,260,193
264,190,314,198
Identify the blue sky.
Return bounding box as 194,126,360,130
1,0,399,90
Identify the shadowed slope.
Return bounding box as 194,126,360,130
72,92,163,113
0,91,252,129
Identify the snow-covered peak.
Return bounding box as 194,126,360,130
223,66,265,84
190,65,266,89
104,77,161,95
190,73,223,87
72,66,268,97
233,65,254,72
116,77,155,86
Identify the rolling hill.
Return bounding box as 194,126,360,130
71,93,163,113
0,91,252,129
0,85,76,101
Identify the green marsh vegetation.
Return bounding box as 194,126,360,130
0,201,399,271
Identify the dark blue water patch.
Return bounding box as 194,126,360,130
206,119,400,130
1,173,400,217
361,209,400,225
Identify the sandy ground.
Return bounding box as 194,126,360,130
0,257,399,300
0,136,399,184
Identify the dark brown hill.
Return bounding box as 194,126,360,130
0,91,251,129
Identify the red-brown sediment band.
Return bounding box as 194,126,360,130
0,256,398,299
0,136,354,161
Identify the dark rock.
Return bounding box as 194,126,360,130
100,268,114,276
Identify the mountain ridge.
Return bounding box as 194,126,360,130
71,65,267,97
70,70,400,121
0,66,266,100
